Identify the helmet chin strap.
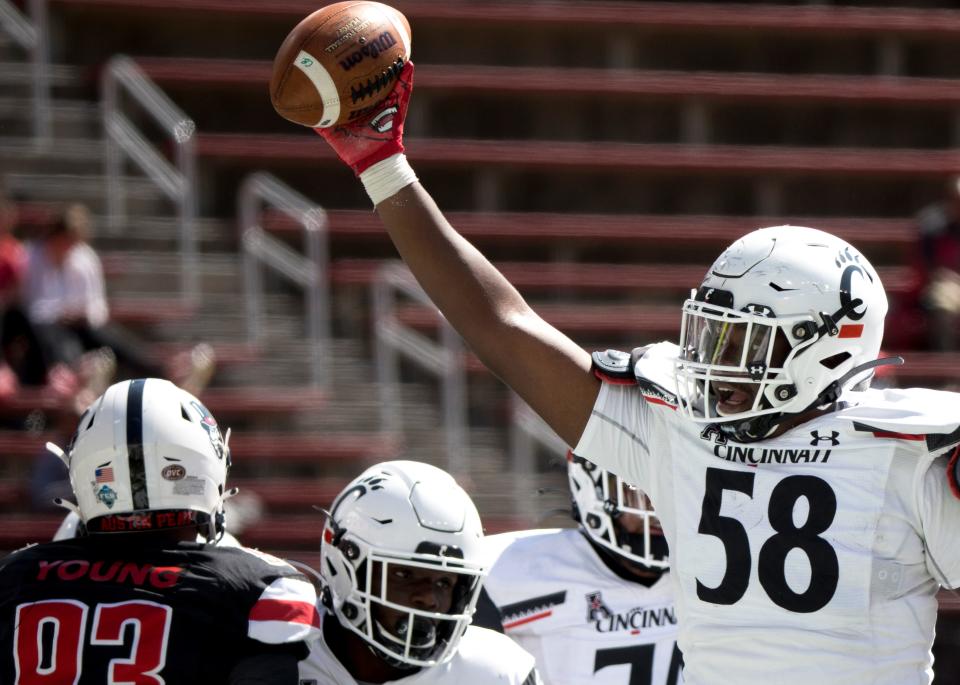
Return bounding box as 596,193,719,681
720,356,903,443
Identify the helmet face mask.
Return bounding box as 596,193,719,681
354,548,483,667
64,378,231,540
677,300,816,422
674,226,887,436
568,453,668,570
320,461,486,668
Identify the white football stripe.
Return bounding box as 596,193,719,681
384,11,411,59
294,50,341,128
257,575,317,603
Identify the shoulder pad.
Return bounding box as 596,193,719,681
456,626,538,683
591,347,649,385
236,545,294,569
839,388,960,454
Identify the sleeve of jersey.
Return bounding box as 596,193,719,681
248,575,322,644
574,381,652,487
916,452,960,589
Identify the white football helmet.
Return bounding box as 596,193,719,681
320,460,486,668
53,378,231,540
675,226,889,440
568,452,668,570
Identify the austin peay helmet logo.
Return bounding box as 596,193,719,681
189,400,226,462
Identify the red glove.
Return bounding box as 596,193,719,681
315,60,415,176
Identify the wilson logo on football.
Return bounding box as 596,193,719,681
161,465,186,481
338,32,397,71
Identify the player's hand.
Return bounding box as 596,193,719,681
314,60,415,176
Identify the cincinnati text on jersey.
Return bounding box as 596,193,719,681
592,605,678,635
712,445,832,465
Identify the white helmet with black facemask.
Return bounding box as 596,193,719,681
319,460,486,669
568,451,669,570
675,225,892,442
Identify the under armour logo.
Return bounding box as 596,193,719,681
744,303,775,318
810,430,840,446
586,591,612,622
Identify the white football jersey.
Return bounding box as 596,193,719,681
575,342,960,685
298,612,540,684
483,528,683,685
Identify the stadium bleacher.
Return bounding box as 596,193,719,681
2,0,960,649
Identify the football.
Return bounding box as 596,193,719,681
270,1,411,129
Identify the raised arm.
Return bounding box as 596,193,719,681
316,64,599,446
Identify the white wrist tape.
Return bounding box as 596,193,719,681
360,153,419,206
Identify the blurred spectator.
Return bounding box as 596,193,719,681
22,203,215,410
890,176,960,351
916,175,960,351
0,188,28,398
0,189,26,307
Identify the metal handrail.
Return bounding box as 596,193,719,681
0,0,51,149
372,262,467,475
510,393,568,464
509,393,569,520
239,172,329,389
101,55,197,303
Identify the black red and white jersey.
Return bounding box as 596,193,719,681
482,528,682,685
0,536,320,684
298,611,540,684
575,341,960,685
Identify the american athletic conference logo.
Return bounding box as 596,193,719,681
586,591,613,621
586,591,678,634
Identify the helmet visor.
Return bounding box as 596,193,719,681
680,303,776,370
677,299,800,421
